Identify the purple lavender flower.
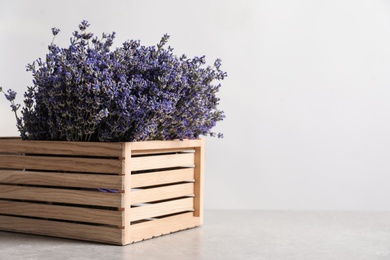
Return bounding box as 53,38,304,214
78,20,90,31
51,27,60,36
4,89,16,102
1,20,226,141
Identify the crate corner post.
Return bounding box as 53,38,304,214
122,142,132,245
194,138,205,225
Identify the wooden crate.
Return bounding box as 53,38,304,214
0,137,205,245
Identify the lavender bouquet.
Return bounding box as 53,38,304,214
1,20,226,142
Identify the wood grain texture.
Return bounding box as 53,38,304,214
131,153,194,171
130,198,194,222
0,137,205,245
0,201,122,226
130,139,203,151
0,185,122,207
0,170,123,189
129,212,200,243
0,155,122,174
131,148,195,155
0,215,123,244
131,168,194,188
122,143,132,244
194,138,205,224
0,138,123,157
131,183,194,205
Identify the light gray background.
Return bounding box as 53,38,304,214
1,0,390,211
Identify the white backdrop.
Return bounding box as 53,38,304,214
1,0,390,210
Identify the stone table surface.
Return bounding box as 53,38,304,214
1,210,390,260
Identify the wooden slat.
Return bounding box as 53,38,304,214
0,185,122,207
131,168,194,188
194,139,205,224
0,170,123,189
131,148,195,155
131,183,194,205
130,198,194,222
129,212,200,243
0,215,123,245
122,143,132,244
129,139,202,151
0,155,122,174
131,153,194,171
0,138,123,157
0,138,205,245
0,201,122,226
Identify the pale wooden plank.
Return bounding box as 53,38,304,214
0,155,122,174
0,201,122,226
131,168,194,188
194,138,205,224
129,212,200,243
0,185,122,207
0,138,123,157
131,148,195,155
131,153,194,171
0,170,123,189
0,138,205,245
130,198,194,222
122,143,132,244
131,183,194,205
130,139,203,151
0,215,123,245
